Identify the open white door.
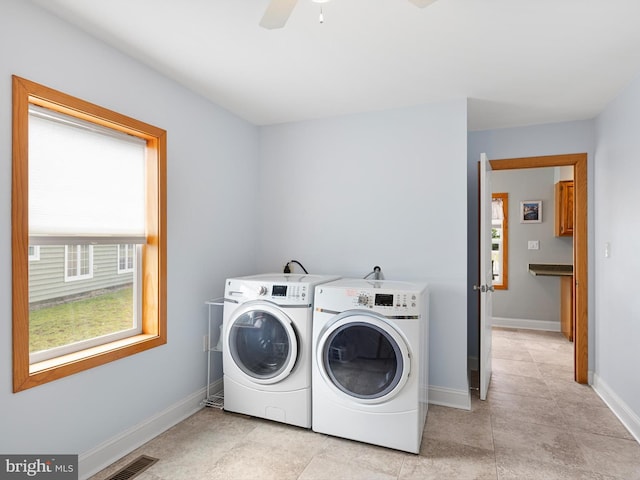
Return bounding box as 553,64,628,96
478,153,494,400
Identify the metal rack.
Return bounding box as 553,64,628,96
203,299,224,408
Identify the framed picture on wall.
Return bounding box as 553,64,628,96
520,200,542,223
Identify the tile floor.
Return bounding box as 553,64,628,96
91,328,640,480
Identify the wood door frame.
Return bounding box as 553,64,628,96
489,153,588,383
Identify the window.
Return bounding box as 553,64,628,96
12,76,167,392
491,193,509,290
117,244,135,274
64,245,94,281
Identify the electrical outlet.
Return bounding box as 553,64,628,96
202,335,209,352
528,240,539,250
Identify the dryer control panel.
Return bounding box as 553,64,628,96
314,279,427,318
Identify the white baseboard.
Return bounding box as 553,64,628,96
428,385,471,411
592,374,640,444
492,316,561,332
79,386,208,479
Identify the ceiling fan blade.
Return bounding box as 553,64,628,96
260,0,298,29
408,0,437,7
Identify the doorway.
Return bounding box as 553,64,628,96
487,153,588,383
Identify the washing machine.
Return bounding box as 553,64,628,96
312,278,429,453
222,273,340,428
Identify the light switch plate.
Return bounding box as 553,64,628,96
528,240,539,250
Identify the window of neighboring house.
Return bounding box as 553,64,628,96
491,193,509,290
12,76,167,392
117,244,135,274
64,244,94,281
28,245,40,261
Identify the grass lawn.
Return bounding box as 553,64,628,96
29,286,134,353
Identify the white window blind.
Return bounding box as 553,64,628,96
28,105,147,245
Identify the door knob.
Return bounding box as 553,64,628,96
473,284,494,293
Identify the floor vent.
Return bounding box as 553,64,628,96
105,455,159,480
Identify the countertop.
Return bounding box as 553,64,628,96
528,263,573,277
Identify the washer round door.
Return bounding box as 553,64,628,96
316,312,411,404
227,302,299,385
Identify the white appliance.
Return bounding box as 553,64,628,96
312,278,429,453
222,273,340,428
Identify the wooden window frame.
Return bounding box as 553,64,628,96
12,76,167,392
491,192,509,290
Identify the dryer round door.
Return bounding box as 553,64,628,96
227,302,299,385
316,312,411,404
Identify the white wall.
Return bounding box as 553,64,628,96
593,72,640,441
491,167,573,328
0,1,259,476
258,100,470,406
467,120,595,367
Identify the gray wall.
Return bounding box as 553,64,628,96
491,167,573,326
0,0,259,475
258,100,471,404
593,70,640,439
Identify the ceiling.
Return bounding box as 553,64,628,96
31,0,640,130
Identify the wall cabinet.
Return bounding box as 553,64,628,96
555,180,574,236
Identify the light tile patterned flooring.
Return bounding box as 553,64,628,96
91,328,640,479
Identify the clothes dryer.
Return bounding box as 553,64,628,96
222,273,339,428
312,278,429,453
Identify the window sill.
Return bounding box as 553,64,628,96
15,333,165,392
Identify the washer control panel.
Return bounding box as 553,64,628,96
266,283,307,300
226,280,310,304
355,291,418,310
